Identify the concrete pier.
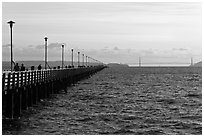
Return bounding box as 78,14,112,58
2,65,106,119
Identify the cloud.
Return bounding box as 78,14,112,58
35,44,45,49
28,45,34,48
141,49,155,55
34,43,66,49
3,44,11,48
48,43,65,49
172,48,188,51
113,46,119,50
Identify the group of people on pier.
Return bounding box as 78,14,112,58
13,63,42,71
14,63,25,71
12,64,92,72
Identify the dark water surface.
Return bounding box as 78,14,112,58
2,67,202,135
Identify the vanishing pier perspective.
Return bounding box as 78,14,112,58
2,2,202,135
2,65,106,119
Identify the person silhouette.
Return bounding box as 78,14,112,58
20,64,25,71
14,63,20,71
38,64,42,70
31,66,35,70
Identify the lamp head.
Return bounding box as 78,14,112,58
44,37,48,41
7,21,15,28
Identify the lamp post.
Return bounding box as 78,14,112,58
78,52,80,67
90,57,92,66
82,54,84,67
7,21,15,71
88,57,90,66
62,44,64,68
139,56,141,67
191,57,193,66
44,37,48,69
71,49,74,67
86,56,88,67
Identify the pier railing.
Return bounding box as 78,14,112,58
2,65,106,119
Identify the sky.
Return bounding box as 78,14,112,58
2,2,202,66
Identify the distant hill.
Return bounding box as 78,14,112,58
193,61,202,67
107,63,129,67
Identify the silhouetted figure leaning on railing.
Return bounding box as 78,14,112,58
38,64,42,70
20,64,25,71
31,66,35,70
14,63,20,71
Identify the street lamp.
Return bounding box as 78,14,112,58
191,57,193,66
78,52,80,67
139,56,141,67
86,56,88,67
88,57,91,66
62,44,64,68
44,37,48,69
71,49,74,67
82,54,84,67
7,21,15,71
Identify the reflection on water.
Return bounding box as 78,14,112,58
3,67,202,135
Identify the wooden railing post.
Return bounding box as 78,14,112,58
2,73,6,116
32,71,37,104
6,73,15,118
27,71,32,107
38,70,42,100
22,72,27,110
50,70,54,94
14,72,21,118
53,70,57,94
43,70,47,98
36,71,39,102
46,70,49,98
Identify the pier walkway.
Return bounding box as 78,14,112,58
2,65,106,119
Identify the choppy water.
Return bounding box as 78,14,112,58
3,67,202,135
